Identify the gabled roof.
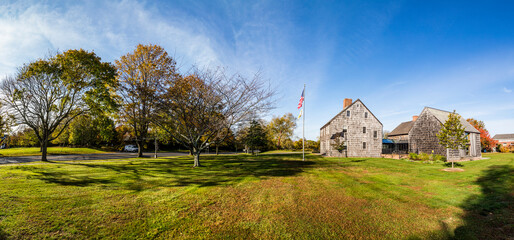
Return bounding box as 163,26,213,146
320,99,382,129
389,121,415,136
492,133,514,140
423,107,480,134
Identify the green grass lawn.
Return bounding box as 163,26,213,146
0,153,512,239
0,147,110,157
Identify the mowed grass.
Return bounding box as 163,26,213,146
0,153,512,239
0,147,110,157
260,150,310,154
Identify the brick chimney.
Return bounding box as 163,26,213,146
412,115,418,122
343,98,352,109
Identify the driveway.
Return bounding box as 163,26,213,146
0,152,190,164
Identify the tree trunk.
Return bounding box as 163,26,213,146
154,138,158,158
216,145,219,155
136,140,143,157
193,150,202,167
41,139,48,162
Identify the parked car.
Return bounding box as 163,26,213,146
123,145,138,152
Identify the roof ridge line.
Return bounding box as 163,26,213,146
425,106,452,113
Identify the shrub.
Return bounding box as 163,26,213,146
419,153,430,161
499,145,510,153
433,154,446,162
409,152,419,160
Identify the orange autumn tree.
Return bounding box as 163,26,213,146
466,118,498,151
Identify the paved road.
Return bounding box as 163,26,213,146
0,152,191,164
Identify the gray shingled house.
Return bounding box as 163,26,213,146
387,107,481,160
320,99,383,157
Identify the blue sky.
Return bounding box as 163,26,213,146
1,0,513,140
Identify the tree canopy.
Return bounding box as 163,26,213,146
268,113,296,149
0,49,117,161
115,44,178,157
437,110,468,167
155,68,274,167
242,120,269,154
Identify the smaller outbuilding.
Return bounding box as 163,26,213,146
387,107,481,160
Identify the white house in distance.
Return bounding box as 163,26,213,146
493,133,514,148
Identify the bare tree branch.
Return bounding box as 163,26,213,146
155,67,275,167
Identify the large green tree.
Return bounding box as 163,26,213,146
243,120,268,154
268,113,296,149
0,49,117,161
116,44,178,157
51,113,116,148
437,110,468,168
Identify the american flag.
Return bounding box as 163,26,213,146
297,89,304,109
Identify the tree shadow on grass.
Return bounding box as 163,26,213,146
452,165,513,239
31,170,114,187
412,165,513,239
26,154,317,191
443,162,464,168
350,159,367,163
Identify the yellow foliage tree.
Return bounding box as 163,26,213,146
115,44,178,157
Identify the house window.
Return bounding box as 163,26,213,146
363,127,366,133
373,131,377,138
347,110,350,117
364,112,368,118
363,142,366,149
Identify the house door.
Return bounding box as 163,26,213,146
469,133,476,157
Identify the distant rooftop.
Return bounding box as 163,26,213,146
389,121,414,136
492,133,514,140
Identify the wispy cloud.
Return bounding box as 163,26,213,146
503,87,512,93
0,0,295,88
0,0,226,75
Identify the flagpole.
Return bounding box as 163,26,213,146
303,83,305,161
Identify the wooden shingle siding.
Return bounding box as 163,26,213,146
408,108,446,156
320,99,382,158
408,107,482,160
